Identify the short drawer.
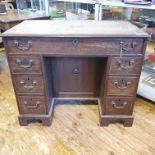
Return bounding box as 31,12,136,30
107,76,138,96
5,38,144,55
17,96,46,114
13,75,44,94
105,96,134,115
109,57,143,75
8,56,42,74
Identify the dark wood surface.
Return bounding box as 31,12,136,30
106,76,139,96
8,55,42,74
2,20,149,126
51,57,103,97
108,57,143,75
4,38,145,55
17,95,47,114
13,75,44,94
105,96,134,115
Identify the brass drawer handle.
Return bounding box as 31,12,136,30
113,80,131,89
117,58,135,70
72,39,79,47
16,58,33,69
120,41,137,52
23,100,40,109
20,79,37,89
131,41,137,48
112,100,127,109
120,41,128,52
14,40,32,51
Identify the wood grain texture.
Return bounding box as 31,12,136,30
17,96,47,114
8,55,42,74
2,20,149,37
13,75,44,94
106,76,139,96
5,38,144,56
0,49,155,155
51,57,103,97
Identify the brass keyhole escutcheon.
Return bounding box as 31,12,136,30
72,68,80,75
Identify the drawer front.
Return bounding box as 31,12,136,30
17,96,46,114
109,57,143,75
8,56,42,74
107,76,138,96
5,38,144,55
105,96,134,115
13,75,44,94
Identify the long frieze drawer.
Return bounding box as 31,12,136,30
107,76,139,96
13,75,44,94
5,38,144,55
17,96,46,114
8,56,42,74
109,57,143,75
105,96,134,115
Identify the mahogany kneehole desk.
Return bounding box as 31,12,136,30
2,20,149,126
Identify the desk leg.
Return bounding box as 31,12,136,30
99,115,134,127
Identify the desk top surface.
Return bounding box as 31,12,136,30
2,20,149,38
0,11,49,23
